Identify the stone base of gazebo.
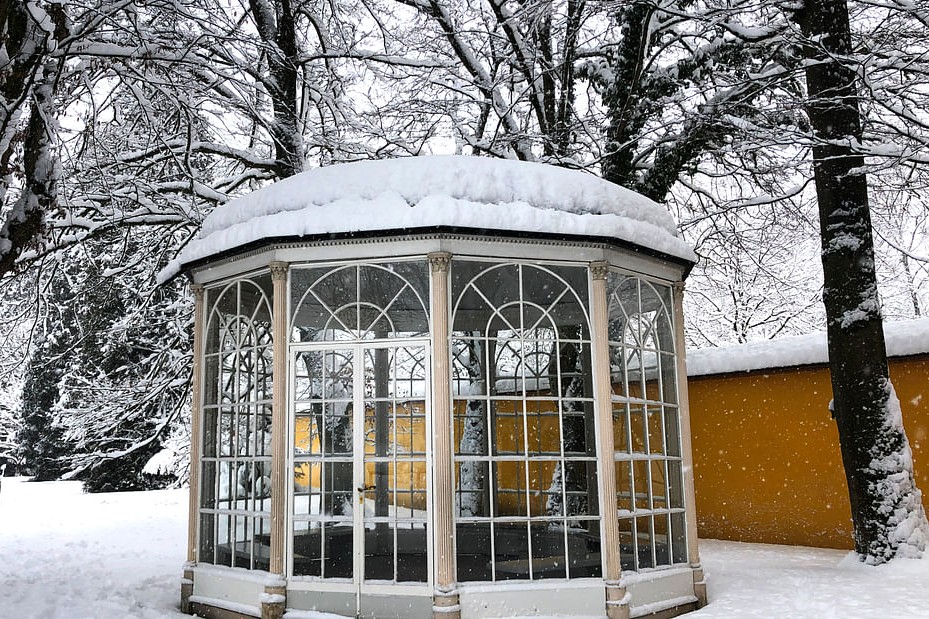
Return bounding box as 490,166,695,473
181,563,706,619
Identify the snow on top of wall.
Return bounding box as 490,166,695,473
687,318,929,377
160,156,695,281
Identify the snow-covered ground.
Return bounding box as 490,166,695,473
1,476,927,618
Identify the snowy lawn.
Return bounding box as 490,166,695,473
1,477,927,619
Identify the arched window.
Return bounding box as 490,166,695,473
199,273,274,570
608,273,687,570
450,261,601,582
288,260,431,581
290,261,429,342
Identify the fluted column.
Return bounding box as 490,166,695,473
428,252,459,619
264,262,289,619
672,282,706,607
590,262,629,619
182,283,205,613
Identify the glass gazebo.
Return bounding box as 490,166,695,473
171,156,706,619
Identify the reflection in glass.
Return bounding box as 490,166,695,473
452,261,599,581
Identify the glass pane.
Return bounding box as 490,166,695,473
323,522,354,579
565,460,598,517
324,461,354,516
232,515,248,568
324,403,353,455
654,513,671,567
615,460,633,514
633,460,650,510
647,407,664,455
668,460,685,509
629,405,646,453
660,352,678,404
562,405,595,456
322,349,353,399
525,402,560,456
456,522,492,581
665,408,682,458
202,408,218,457
567,518,602,578
530,522,566,579
294,412,318,456
200,461,216,509
256,406,272,456
293,463,321,515
254,517,271,571
365,524,396,581
671,511,688,564
204,355,220,405
618,517,635,571
219,410,234,456
456,461,489,517
218,461,233,505
455,400,488,456
494,461,527,517
609,345,630,397
494,522,530,581
636,516,654,569
199,512,215,563
217,514,232,566
651,460,668,510
492,401,524,455
612,405,629,453
292,522,322,576
528,460,559,517
607,275,638,341
397,525,428,582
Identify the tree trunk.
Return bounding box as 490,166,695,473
249,0,305,179
797,0,928,563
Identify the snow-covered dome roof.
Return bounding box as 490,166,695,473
163,155,695,279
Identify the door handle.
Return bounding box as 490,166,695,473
357,483,374,504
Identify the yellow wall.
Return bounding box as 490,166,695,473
294,411,430,510
688,355,929,549
294,400,567,516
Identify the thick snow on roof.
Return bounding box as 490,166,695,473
162,156,695,280
687,318,929,377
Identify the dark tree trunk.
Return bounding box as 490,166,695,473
249,0,305,179
796,0,927,563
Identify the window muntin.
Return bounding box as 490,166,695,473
451,261,601,582
608,273,687,571
200,273,274,571
290,261,429,342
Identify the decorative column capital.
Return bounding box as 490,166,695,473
191,283,205,299
672,280,685,302
269,261,289,281
428,252,452,273
590,261,610,281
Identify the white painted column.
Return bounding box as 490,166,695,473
428,252,460,619
264,262,289,619
181,283,205,613
590,262,629,619
672,282,707,607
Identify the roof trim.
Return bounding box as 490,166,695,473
180,225,696,279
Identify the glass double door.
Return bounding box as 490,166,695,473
291,340,432,601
